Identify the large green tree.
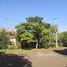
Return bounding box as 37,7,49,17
15,16,58,49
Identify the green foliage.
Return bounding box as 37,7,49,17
62,31,67,46
0,31,11,49
20,31,34,42
26,16,43,23
15,16,58,49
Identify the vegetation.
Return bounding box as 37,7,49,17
62,31,67,46
0,16,67,49
15,16,58,49
0,30,11,49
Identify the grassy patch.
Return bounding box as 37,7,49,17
0,47,67,54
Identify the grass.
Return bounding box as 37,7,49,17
0,49,30,54
0,47,67,54
0,46,67,54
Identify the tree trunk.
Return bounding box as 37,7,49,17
36,42,38,49
60,39,63,47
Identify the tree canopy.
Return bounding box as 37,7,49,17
15,16,58,49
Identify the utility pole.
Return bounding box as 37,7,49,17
56,32,58,48
53,17,58,48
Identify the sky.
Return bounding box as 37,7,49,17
0,0,67,32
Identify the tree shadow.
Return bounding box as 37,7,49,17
53,49,67,56
0,52,32,67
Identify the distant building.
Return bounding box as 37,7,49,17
8,31,16,45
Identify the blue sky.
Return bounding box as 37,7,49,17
0,0,67,32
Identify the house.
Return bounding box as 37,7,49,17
8,31,16,45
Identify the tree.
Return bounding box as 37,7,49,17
62,31,67,46
50,24,58,48
15,16,58,49
0,30,11,49
25,16,48,49
26,16,44,23
41,24,58,48
15,22,34,48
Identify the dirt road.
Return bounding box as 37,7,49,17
27,49,67,67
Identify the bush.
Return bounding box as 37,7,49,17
0,31,11,49
62,31,67,47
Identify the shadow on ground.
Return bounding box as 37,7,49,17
54,49,67,56
0,52,32,67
